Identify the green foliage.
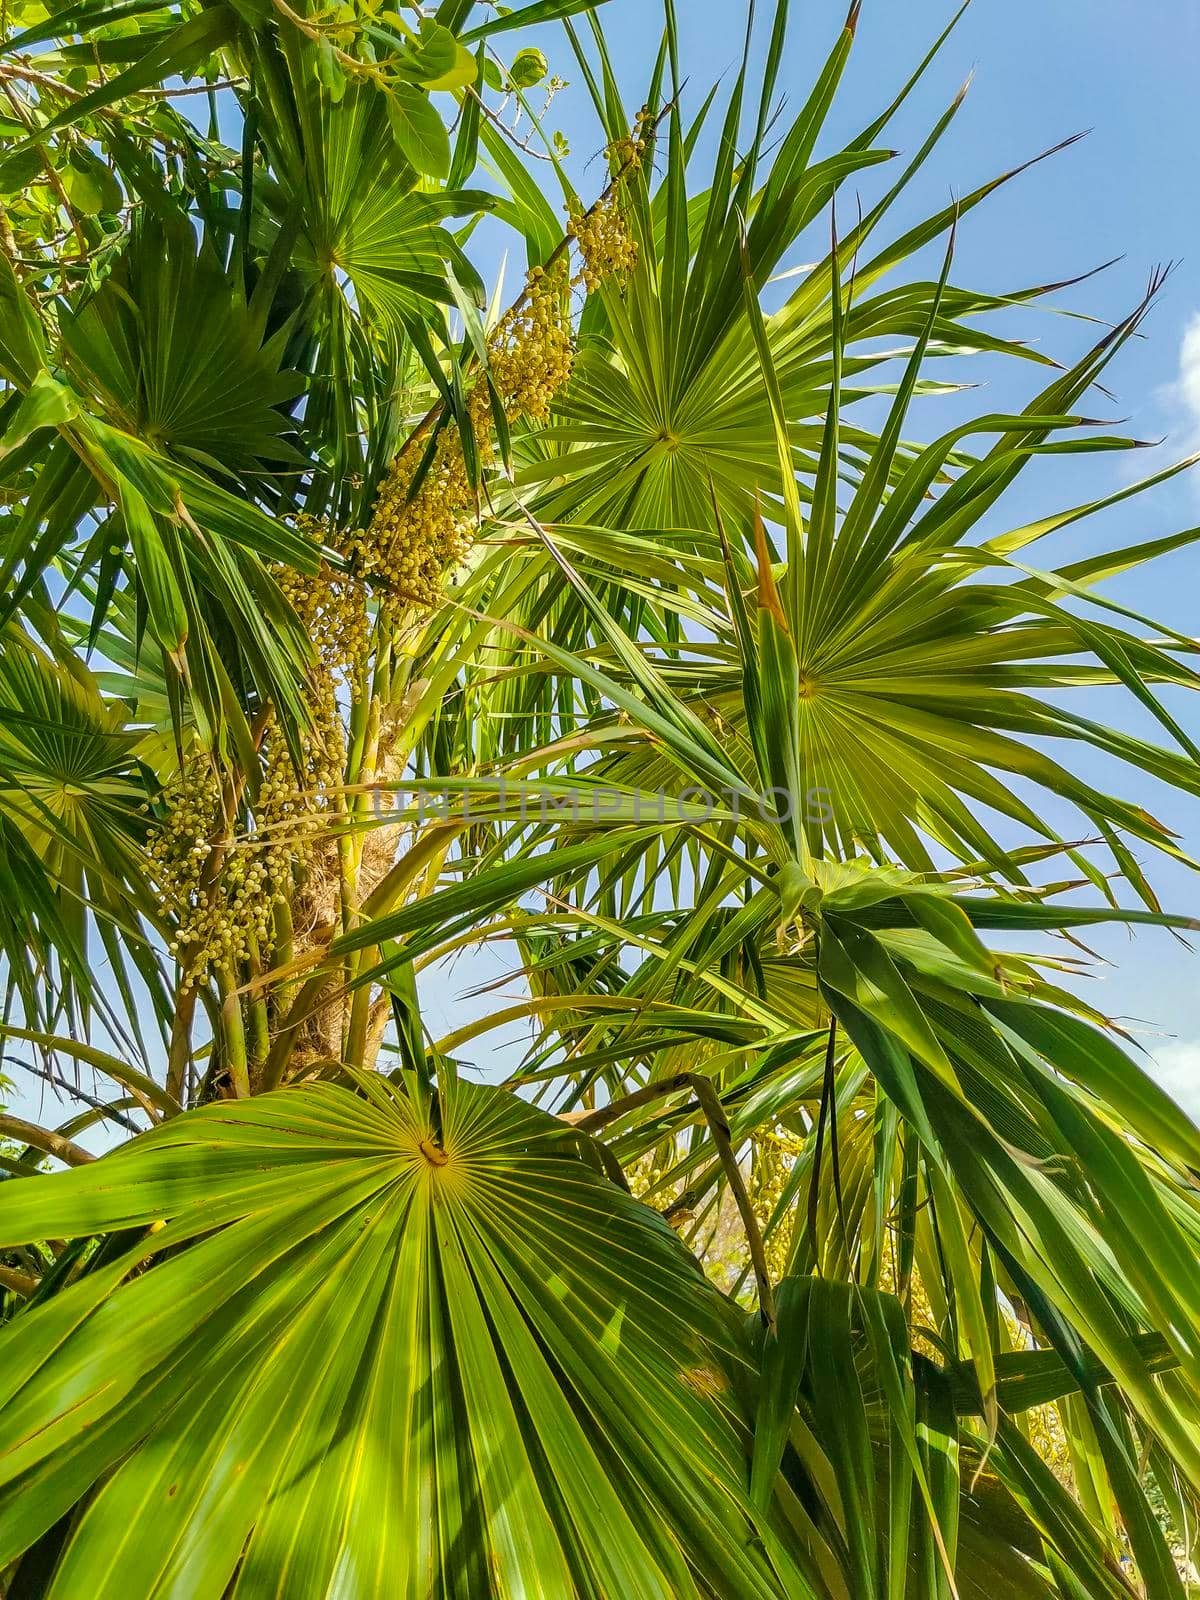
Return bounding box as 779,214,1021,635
2,0,1200,1593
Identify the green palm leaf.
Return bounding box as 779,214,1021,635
0,1073,809,1597
4,0,1200,1590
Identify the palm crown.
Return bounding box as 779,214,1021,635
2,1,1200,1594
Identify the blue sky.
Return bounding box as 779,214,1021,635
9,0,1200,1138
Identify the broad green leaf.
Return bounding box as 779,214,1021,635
386,83,452,178
0,1078,800,1597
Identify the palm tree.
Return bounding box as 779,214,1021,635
2,1,1200,1593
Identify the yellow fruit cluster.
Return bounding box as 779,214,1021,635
488,255,576,423
276,515,370,678
363,137,646,618
272,525,362,803
355,421,479,616
604,107,653,174
148,758,278,985
250,735,335,971
568,193,638,292
254,719,341,873
363,256,574,614
254,536,358,925
150,523,364,987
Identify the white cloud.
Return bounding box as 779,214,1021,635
1158,311,1200,462
1176,314,1200,443
1148,1038,1200,1120
1126,314,1200,489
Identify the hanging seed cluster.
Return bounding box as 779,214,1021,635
604,107,653,175
354,411,484,617
567,114,649,291
147,758,282,985
488,255,577,422
149,523,366,987
362,256,576,615
256,537,364,931
276,516,371,676
567,192,638,292
271,519,365,814
363,135,646,617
